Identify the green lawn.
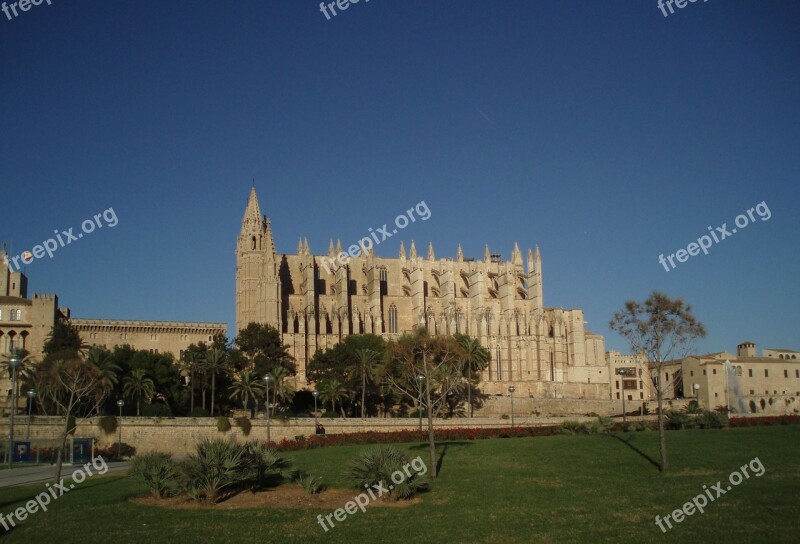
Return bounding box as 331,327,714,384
0,426,798,543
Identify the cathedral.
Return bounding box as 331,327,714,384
236,188,610,398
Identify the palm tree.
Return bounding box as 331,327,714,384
86,346,120,412
229,369,265,417
317,377,350,418
265,366,295,416
122,369,155,416
346,348,381,418
456,335,490,417
181,351,203,413
0,349,37,397
203,348,229,416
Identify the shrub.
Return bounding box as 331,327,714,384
730,415,800,427
216,417,231,433
346,445,425,500
695,411,728,429
97,415,117,435
142,404,172,418
245,441,294,487
189,407,211,417
182,439,251,503
558,421,586,435
235,417,252,437
665,410,692,430
683,400,703,414
296,473,324,495
129,452,182,498
95,442,136,461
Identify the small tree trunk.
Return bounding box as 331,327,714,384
137,398,141,416
211,374,216,416
423,353,438,479
657,381,669,472
54,392,74,484
190,368,195,413
361,372,366,419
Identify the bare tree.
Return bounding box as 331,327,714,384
610,291,706,472
42,358,106,484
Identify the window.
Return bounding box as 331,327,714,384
388,304,398,334
665,372,670,382
765,369,769,378
623,379,636,390
750,389,754,395
616,392,620,399
796,370,799,378
640,392,643,399
703,369,706,375
748,369,753,377
690,370,694,376
785,370,789,378
714,393,718,398
736,366,743,376
712,369,717,375
496,346,502,380
10,309,21,321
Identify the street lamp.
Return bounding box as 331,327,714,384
7,352,21,469
26,389,36,441
263,375,272,444
116,399,125,456
312,390,319,423
416,375,425,432
508,386,516,428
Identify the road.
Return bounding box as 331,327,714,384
0,461,129,488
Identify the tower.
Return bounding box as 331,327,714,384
235,187,282,333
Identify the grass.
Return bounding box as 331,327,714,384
0,426,798,543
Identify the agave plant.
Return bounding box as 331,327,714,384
346,445,424,500
245,441,295,488
182,438,252,503
129,452,182,499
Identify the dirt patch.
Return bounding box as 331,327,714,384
130,486,421,510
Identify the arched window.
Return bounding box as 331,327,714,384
388,305,398,334
736,366,743,377
251,236,256,250
495,346,502,380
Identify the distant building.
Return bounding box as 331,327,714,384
236,187,609,398
651,341,800,415
607,350,653,403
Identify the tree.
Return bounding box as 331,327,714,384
235,323,295,375
610,291,706,473
202,348,229,416
347,348,381,418
265,366,295,416
123,369,156,416
317,377,350,418
384,328,464,479
180,349,204,413
228,369,265,417
39,356,106,484
86,346,120,413
454,335,490,417
43,320,88,359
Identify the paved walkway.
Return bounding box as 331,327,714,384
0,461,129,488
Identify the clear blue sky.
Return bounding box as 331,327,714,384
1,1,798,354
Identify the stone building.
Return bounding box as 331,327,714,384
607,349,653,402
652,341,800,415
236,187,609,398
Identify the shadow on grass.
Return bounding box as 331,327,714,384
0,473,130,510
608,434,661,471
408,441,473,477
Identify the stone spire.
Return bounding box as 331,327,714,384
456,244,464,262
241,186,263,234
297,238,304,254
399,241,406,259
484,245,491,262
336,239,342,254
328,239,335,258
410,240,417,259
428,242,435,261
512,242,522,266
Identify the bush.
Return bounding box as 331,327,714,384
129,452,182,498
683,400,703,414
216,417,231,433
189,407,211,417
142,404,172,418
235,417,252,437
296,473,324,495
97,415,117,435
558,421,586,435
95,442,136,461
665,410,692,430
695,411,728,429
346,445,425,500
730,415,800,427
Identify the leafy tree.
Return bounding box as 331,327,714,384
264,365,295,416
86,346,120,413
610,291,706,473
43,320,89,360
384,328,464,479
180,348,204,414
123,368,156,416
235,323,295,375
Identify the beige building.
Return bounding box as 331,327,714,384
607,350,653,402
652,341,800,415
236,187,609,398
72,319,226,360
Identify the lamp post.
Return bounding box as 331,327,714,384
26,389,36,441
116,399,124,456
508,386,516,428
263,375,272,444
312,391,319,424
694,383,701,410
7,352,21,469
416,375,425,432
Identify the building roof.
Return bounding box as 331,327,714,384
71,318,226,329
0,296,32,305
765,348,799,353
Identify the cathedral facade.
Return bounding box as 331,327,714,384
236,188,610,398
